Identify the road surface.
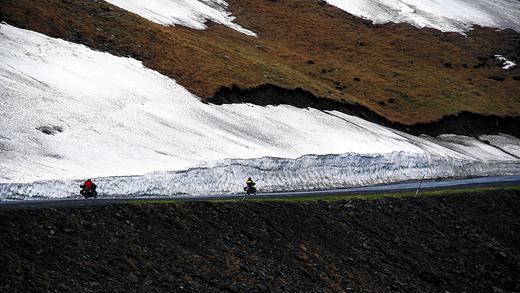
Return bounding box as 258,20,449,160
0,175,519,210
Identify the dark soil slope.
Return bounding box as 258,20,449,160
1,191,519,292
212,84,520,136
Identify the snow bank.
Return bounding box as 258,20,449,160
2,152,519,200
480,134,520,158
421,134,519,161
1,24,519,198
325,0,520,33
102,0,256,36
494,55,517,71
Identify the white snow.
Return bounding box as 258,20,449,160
421,134,518,161
0,24,519,198
2,152,519,200
495,55,517,71
325,0,520,33
480,134,520,158
102,0,256,36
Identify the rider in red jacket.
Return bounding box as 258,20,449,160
80,179,97,198
84,179,93,189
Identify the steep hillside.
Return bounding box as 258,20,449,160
1,191,519,292
1,0,519,126
3,23,519,185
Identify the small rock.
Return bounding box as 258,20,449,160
257,283,268,291
295,254,309,261
36,125,63,135
239,262,249,271
128,272,139,283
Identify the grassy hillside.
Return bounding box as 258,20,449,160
1,0,519,125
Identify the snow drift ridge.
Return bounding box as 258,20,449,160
2,152,519,200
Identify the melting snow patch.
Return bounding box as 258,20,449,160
325,0,520,33
103,0,256,36
495,55,517,71
422,134,519,161
479,134,520,158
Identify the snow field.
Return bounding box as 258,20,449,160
325,0,520,33
102,0,256,36
1,23,519,198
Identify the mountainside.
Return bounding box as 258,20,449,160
1,0,519,126
2,23,520,188
1,0,520,193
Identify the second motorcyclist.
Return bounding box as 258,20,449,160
80,178,98,198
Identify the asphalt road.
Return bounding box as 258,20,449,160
0,175,519,210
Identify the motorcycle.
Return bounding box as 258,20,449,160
244,184,257,195
80,185,97,199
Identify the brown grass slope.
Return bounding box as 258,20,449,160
1,0,519,125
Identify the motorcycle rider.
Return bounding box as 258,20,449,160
245,177,256,194
80,179,97,198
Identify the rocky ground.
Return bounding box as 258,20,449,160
0,190,519,292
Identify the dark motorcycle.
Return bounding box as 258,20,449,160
80,184,97,199
244,185,257,195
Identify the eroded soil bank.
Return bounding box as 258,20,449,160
210,84,520,137
0,190,519,292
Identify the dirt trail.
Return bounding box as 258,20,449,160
0,190,519,292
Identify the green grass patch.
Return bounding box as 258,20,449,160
235,185,520,203
122,199,181,205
